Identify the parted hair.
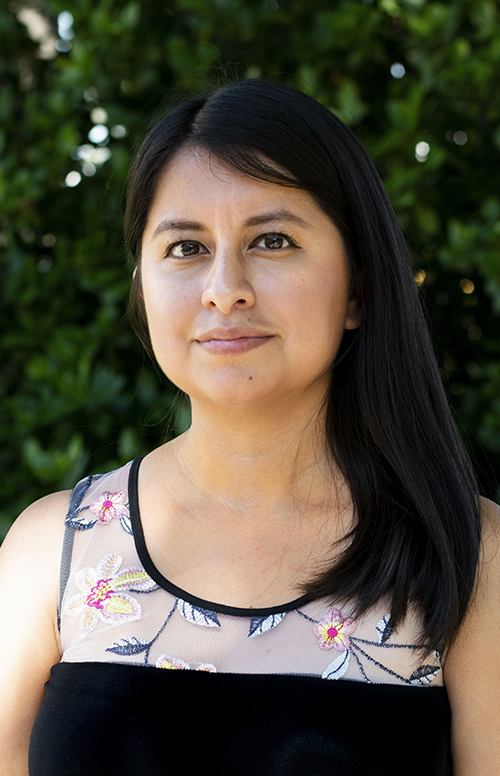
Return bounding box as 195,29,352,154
124,79,481,653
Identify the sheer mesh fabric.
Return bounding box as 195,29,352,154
59,459,443,688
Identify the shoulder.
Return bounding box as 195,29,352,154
480,495,500,520
470,496,500,610
444,496,500,663
0,490,72,621
0,491,72,766
10,488,71,528
1,490,71,566
470,495,500,629
473,496,500,629
1,457,136,561
479,496,500,559
443,496,500,774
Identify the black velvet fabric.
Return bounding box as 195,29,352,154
29,662,452,775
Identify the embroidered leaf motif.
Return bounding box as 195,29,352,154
106,636,150,656
120,511,133,535
248,612,287,637
409,664,441,686
65,514,97,531
322,650,350,680
430,650,442,666
376,615,394,645
176,599,221,628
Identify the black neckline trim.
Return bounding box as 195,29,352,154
128,456,313,618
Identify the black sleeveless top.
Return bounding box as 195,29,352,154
29,458,452,775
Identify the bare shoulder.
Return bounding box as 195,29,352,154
444,495,500,663
0,488,71,619
470,496,500,607
3,489,71,540
0,491,72,774
479,495,500,551
1,489,70,580
480,495,500,519
443,495,500,775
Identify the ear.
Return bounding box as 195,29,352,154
344,294,362,330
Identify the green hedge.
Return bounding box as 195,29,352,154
1,0,499,536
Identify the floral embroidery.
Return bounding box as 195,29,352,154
156,654,216,672
322,651,350,680
89,491,129,524
177,598,221,628
62,470,442,686
65,553,156,637
103,597,439,685
376,614,394,644
65,485,132,534
314,608,357,652
107,600,220,669
94,582,441,684
248,612,287,637
156,655,190,670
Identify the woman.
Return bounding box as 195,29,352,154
1,79,499,775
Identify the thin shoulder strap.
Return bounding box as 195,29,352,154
57,473,102,629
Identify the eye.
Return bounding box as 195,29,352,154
251,232,299,251
165,241,207,258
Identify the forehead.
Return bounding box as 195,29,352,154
145,148,329,229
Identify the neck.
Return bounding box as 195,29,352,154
162,395,342,514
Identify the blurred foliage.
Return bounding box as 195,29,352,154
1,0,499,536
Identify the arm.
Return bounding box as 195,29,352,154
0,491,70,776
444,496,500,775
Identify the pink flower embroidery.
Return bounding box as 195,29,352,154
65,553,156,637
156,655,216,672
314,608,357,652
89,491,128,524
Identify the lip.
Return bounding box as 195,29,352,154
195,327,274,355
196,327,272,342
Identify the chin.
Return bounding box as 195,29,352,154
201,386,274,409
185,374,286,411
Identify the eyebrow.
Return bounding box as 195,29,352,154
150,209,311,241
244,210,311,229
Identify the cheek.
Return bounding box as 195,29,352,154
143,265,192,319
287,272,351,346
142,277,193,359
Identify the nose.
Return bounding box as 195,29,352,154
201,249,256,314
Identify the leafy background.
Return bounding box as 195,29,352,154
1,0,500,536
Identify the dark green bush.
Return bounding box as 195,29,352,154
1,0,499,536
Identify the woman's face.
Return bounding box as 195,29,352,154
140,148,360,411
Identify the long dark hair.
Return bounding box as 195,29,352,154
124,79,481,654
